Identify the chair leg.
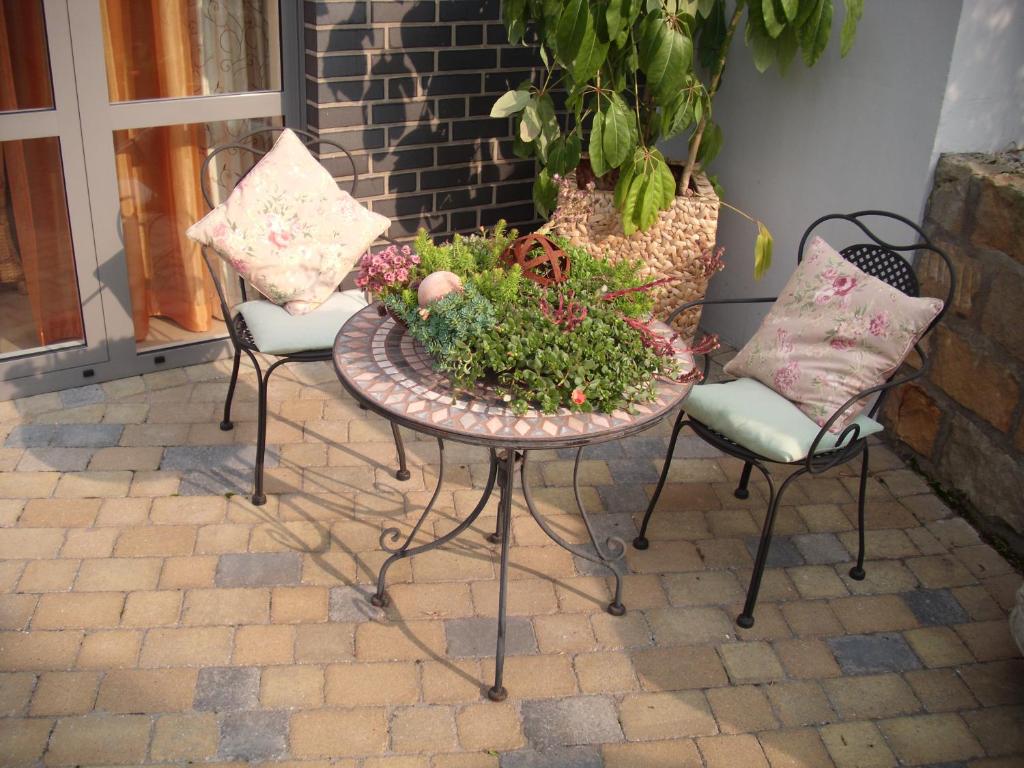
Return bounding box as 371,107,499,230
737,467,802,629
734,461,753,499
849,444,870,580
391,421,411,481
634,411,687,550
251,359,286,507
220,347,242,431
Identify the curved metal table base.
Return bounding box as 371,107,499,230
369,444,627,701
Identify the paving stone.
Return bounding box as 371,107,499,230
218,710,288,761
745,536,805,568
828,633,923,674
5,425,55,448
607,457,663,484
596,484,648,514
215,552,301,587
329,585,385,622
500,747,602,768
558,442,625,460
520,696,623,749
17,447,94,472
903,588,971,625
163,445,279,495
54,424,123,447
792,533,850,565
445,616,537,657
61,384,106,407
194,666,260,711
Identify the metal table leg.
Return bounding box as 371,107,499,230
488,448,516,701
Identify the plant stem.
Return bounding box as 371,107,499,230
680,2,743,194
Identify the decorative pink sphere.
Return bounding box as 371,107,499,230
417,270,464,307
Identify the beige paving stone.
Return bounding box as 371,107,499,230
355,619,445,661
0,629,83,671
45,713,151,765
662,571,744,606
904,668,980,712
249,520,330,553
506,545,576,581
0,671,35,717
420,659,485,703
698,734,770,768
0,496,22,524
95,497,150,527
774,638,842,679
954,543,1014,579
904,626,974,667
719,641,785,684
76,629,141,668
120,422,189,446
0,593,36,629
33,591,124,629
19,498,101,527
262,664,324,707
407,546,495,583
151,711,219,762
0,559,24,592
0,716,55,765
470,577,558,617
907,554,978,589
480,654,578,700
363,757,428,768
573,651,638,693
646,606,734,645
183,586,269,625
129,469,181,497
96,667,197,713
786,565,850,599
533,612,597,653
159,555,218,588
632,645,728,691
150,495,227,524
956,619,1020,662
0,528,65,559
591,610,653,650
0,471,59,499
121,590,182,627
114,524,197,557
456,702,525,751
88,446,163,471
391,705,458,752
698,538,754,568
962,705,1024,757
829,594,919,633
553,575,613,613
385,582,474,620
54,470,132,498
820,721,897,768
539,458,612,486
196,523,251,554
140,626,233,667
75,557,162,591
602,739,703,768
766,681,837,727
796,503,853,533
325,661,419,706
60,527,118,558
758,728,835,768
291,708,388,757
780,601,844,637
619,573,670,610
982,573,1023,613
294,623,356,663
270,586,328,624
707,685,778,734
30,670,99,716
620,691,718,740
233,624,295,665
824,673,921,720
878,713,984,764
625,539,704,573
838,560,920,595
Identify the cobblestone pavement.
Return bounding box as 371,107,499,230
0,356,1021,767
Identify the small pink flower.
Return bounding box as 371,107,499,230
814,289,833,305
829,337,857,351
571,388,586,405
832,275,857,296
869,311,890,337
773,361,800,393
775,328,793,354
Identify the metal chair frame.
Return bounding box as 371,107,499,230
197,127,409,506
634,210,956,627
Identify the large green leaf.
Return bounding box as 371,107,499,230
762,0,786,38
533,169,559,218
650,149,677,209
490,89,531,118
661,89,696,139
754,221,773,280
520,101,542,142
502,0,527,44
556,0,609,82
546,134,582,176
697,0,717,18
780,0,799,21
800,0,832,66
744,6,777,73
638,12,693,104
696,121,723,165
697,0,727,68
533,93,560,162
775,25,799,73
620,172,646,235
840,0,863,56
601,93,637,170
794,0,819,26
588,103,608,177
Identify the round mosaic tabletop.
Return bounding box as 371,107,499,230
333,305,695,450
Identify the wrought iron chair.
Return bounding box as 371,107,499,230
198,127,409,506
634,211,955,627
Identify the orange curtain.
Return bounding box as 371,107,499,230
102,0,217,341
0,1,83,346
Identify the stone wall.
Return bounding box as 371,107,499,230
302,0,543,239
883,152,1024,555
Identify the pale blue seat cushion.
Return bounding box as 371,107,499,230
235,289,367,355
684,378,883,463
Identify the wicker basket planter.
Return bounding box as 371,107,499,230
552,170,719,342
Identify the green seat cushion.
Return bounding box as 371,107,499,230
684,378,883,463
235,289,367,355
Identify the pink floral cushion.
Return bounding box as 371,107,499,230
187,129,390,315
724,236,943,432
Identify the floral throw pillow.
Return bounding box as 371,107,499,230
187,129,390,315
724,236,943,433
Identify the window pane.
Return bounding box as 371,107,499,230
0,0,55,112
0,138,84,358
101,0,281,102
112,118,279,350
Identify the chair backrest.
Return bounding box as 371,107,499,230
797,210,956,335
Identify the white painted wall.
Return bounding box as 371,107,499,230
664,0,965,345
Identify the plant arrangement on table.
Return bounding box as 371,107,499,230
356,223,720,415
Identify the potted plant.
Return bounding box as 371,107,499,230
491,0,863,336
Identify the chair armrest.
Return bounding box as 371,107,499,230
805,343,930,471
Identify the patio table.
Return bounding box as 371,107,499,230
333,305,694,700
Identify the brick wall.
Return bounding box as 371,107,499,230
303,0,544,239
882,153,1024,556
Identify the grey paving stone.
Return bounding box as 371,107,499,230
53,424,123,448
500,747,603,768
745,535,805,568
903,588,970,626
218,710,287,761
329,585,384,622
17,447,93,472
170,446,281,496
557,442,624,460
607,457,662,485
60,384,106,407
572,544,626,577
520,696,624,749
828,632,923,675
569,513,634,576
216,553,302,587
672,434,724,458
5,425,55,448
621,435,672,458
793,532,850,565
445,616,537,657
195,666,260,711
596,484,648,515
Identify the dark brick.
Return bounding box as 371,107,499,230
903,588,971,625
520,697,623,748
392,214,448,237
306,26,383,53
608,457,662,484
744,536,805,568
481,161,536,183
501,47,540,69
308,78,383,103
53,424,123,448
485,70,535,93
436,186,494,211
369,51,434,75
792,533,849,565
388,121,450,146
304,1,366,25
317,104,369,129
420,73,482,96
219,711,287,762
495,180,536,204
421,166,479,190
453,118,509,140
314,54,366,78
439,49,498,71
597,484,649,515
372,147,435,173
456,25,484,46
372,100,439,124
440,0,500,21
216,553,302,588
481,203,537,226
388,173,418,193
487,23,510,45
445,616,537,657
329,585,383,622
371,194,434,219
828,633,923,675
437,142,487,166
318,128,385,152
469,94,499,116
195,667,260,711
387,76,417,100
438,98,466,118
450,210,479,231
321,153,370,179
389,26,451,49
354,176,385,198
371,1,436,22
501,748,603,768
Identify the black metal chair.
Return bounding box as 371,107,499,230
634,211,955,627
197,127,409,506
